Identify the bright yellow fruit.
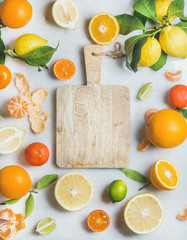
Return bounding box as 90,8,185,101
138,37,162,67
14,34,47,56
150,159,180,190
54,172,94,211
159,25,187,58
124,193,164,234
155,0,175,24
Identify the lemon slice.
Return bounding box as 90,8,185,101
0,126,25,154
52,0,79,30
124,193,164,234
36,218,56,235
55,172,94,211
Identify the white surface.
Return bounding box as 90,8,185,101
0,0,187,239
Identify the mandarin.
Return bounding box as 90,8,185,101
0,64,11,89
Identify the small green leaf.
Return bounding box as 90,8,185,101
130,36,148,72
0,37,5,64
168,0,187,21
25,193,34,219
0,198,21,205
134,11,147,26
121,168,148,183
36,174,58,189
176,108,187,119
150,51,167,71
133,0,158,22
176,21,187,33
115,14,146,36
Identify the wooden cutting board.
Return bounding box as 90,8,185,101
56,45,130,168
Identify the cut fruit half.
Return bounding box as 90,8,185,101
150,159,180,190
54,172,94,211
124,193,164,234
87,210,110,232
0,126,25,154
89,12,119,45
36,218,56,235
52,0,79,30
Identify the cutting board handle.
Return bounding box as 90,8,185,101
84,45,103,86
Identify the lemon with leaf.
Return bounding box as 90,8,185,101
155,0,175,24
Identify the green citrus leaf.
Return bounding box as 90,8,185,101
0,198,21,205
115,14,146,35
176,21,187,33
150,51,167,71
168,0,187,21
25,193,34,219
176,108,187,119
0,36,5,65
133,0,158,22
121,168,148,183
134,11,147,26
36,174,58,189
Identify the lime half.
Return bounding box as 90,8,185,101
36,218,56,235
138,82,152,101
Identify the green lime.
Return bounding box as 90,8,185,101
138,82,152,101
107,180,127,203
36,217,56,235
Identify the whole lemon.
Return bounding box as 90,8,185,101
155,0,175,24
146,109,187,148
138,37,162,67
159,25,187,58
14,34,47,56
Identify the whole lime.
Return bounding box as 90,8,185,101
107,180,127,203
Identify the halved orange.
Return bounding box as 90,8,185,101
150,159,180,190
53,59,76,80
165,70,182,82
87,210,110,232
89,12,119,45
7,95,32,119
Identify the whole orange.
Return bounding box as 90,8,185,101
0,0,32,29
0,165,32,199
0,64,11,89
24,142,49,166
146,109,187,148
168,84,187,108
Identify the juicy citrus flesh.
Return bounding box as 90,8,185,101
87,210,110,232
55,172,94,211
0,64,11,90
89,12,119,45
7,95,32,119
14,34,47,56
124,193,164,234
165,70,182,82
53,59,76,80
159,26,187,58
150,159,179,190
146,109,187,148
0,126,25,154
36,218,56,235
138,37,162,67
0,165,32,199
52,0,79,30
155,0,175,24
0,0,32,29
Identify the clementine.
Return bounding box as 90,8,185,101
168,84,187,108
0,64,11,89
0,165,32,199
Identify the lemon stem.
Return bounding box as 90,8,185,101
138,181,152,191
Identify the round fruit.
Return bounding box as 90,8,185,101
150,159,179,190
155,0,175,24
87,210,110,232
168,84,187,108
124,193,164,234
138,37,162,67
159,26,187,58
0,0,32,29
14,34,47,56
0,65,11,90
146,109,187,148
0,165,32,199
107,180,127,203
25,142,49,166
53,59,76,80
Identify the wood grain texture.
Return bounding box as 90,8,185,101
56,45,130,168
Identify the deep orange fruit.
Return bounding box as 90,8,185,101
53,59,76,80
87,210,110,232
0,0,32,29
0,64,11,89
25,142,49,166
0,165,32,199
168,84,187,108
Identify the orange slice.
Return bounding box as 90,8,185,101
7,95,32,119
165,70,182,82
137,137,150,152
53,59,76,80
176,206,187,220
87,210,110,232
150,159,180,190
89,12,119,45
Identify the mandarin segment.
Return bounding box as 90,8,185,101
0,222,16,240
177,206,187,220
137,137,150,152
165,70,182,82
